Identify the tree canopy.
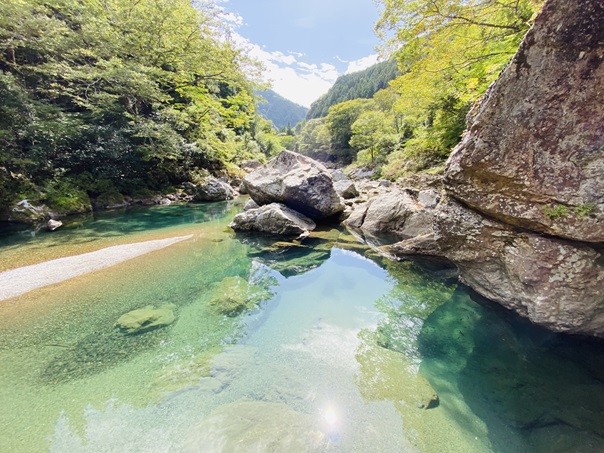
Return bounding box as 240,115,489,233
295,0,543,177
0,0,280,214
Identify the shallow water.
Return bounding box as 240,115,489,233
0,201,603,452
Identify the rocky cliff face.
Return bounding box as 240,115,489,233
437,0,604,336
445,0,604,243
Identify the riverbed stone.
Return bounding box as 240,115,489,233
46,219,63,231
345,188,434,244
333,179,359,199
115,304,176,334
185,400,327,452
7,199,51,223
242,150,344,220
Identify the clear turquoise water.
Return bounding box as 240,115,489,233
0,201,603,452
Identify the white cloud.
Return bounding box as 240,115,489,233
345,54,380,74
233,34,338,108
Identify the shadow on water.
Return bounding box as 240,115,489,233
417,287,604,453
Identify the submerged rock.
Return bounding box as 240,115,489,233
116,304,176,334
208,276,270,317
242,150,344,220
185,400,328,452
229,203,316,237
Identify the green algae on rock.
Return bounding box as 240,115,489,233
116,304,176,335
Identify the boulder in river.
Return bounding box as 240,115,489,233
230,202,316,237
345,188,437,246
242,150,344,220
431,0,604,336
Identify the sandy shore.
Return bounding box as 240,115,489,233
0,235,193,301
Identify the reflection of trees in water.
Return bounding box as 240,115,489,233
373,260,457,367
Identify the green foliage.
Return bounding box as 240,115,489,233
44,179,92,214
294,119,332,161
374,0,543,177
294,1,541,178
0,0,269,214
573,204,595,218
307,59,400,119
543,204,569,219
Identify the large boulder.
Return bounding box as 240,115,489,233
434,198,604,336
431,0,604,336
229,203,316,237
345,188,438,244
192,177,235,202
444,0,604,243
242,150,344,220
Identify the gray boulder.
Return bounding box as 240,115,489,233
444,0,604,242
333,179,359,199
46,219,63,231
434,198,604,336
345,188,436,243
193,177,235,202
242,150,344,220
229,203,316,236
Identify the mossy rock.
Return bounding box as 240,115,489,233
96,191,126,208
47,190,92,215
116,304,176,334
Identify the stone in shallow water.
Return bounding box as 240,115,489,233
116,304,176,334
185,400,328,452
208,276,271,316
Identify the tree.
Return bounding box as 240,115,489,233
0,0,268,211
374,0,543,176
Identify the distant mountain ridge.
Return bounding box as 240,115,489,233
306,59,400,119
256,90,308,129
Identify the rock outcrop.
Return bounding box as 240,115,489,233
432,0,604,336
444,0,604,243
434,198,604,335
190,177,235,202
230,203,316,237
242,150,344,220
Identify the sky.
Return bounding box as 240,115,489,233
217,0,384,108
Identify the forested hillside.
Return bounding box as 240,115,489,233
0,0,281,216
306,59,399,120
256,90,308,130
295,0,543,177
